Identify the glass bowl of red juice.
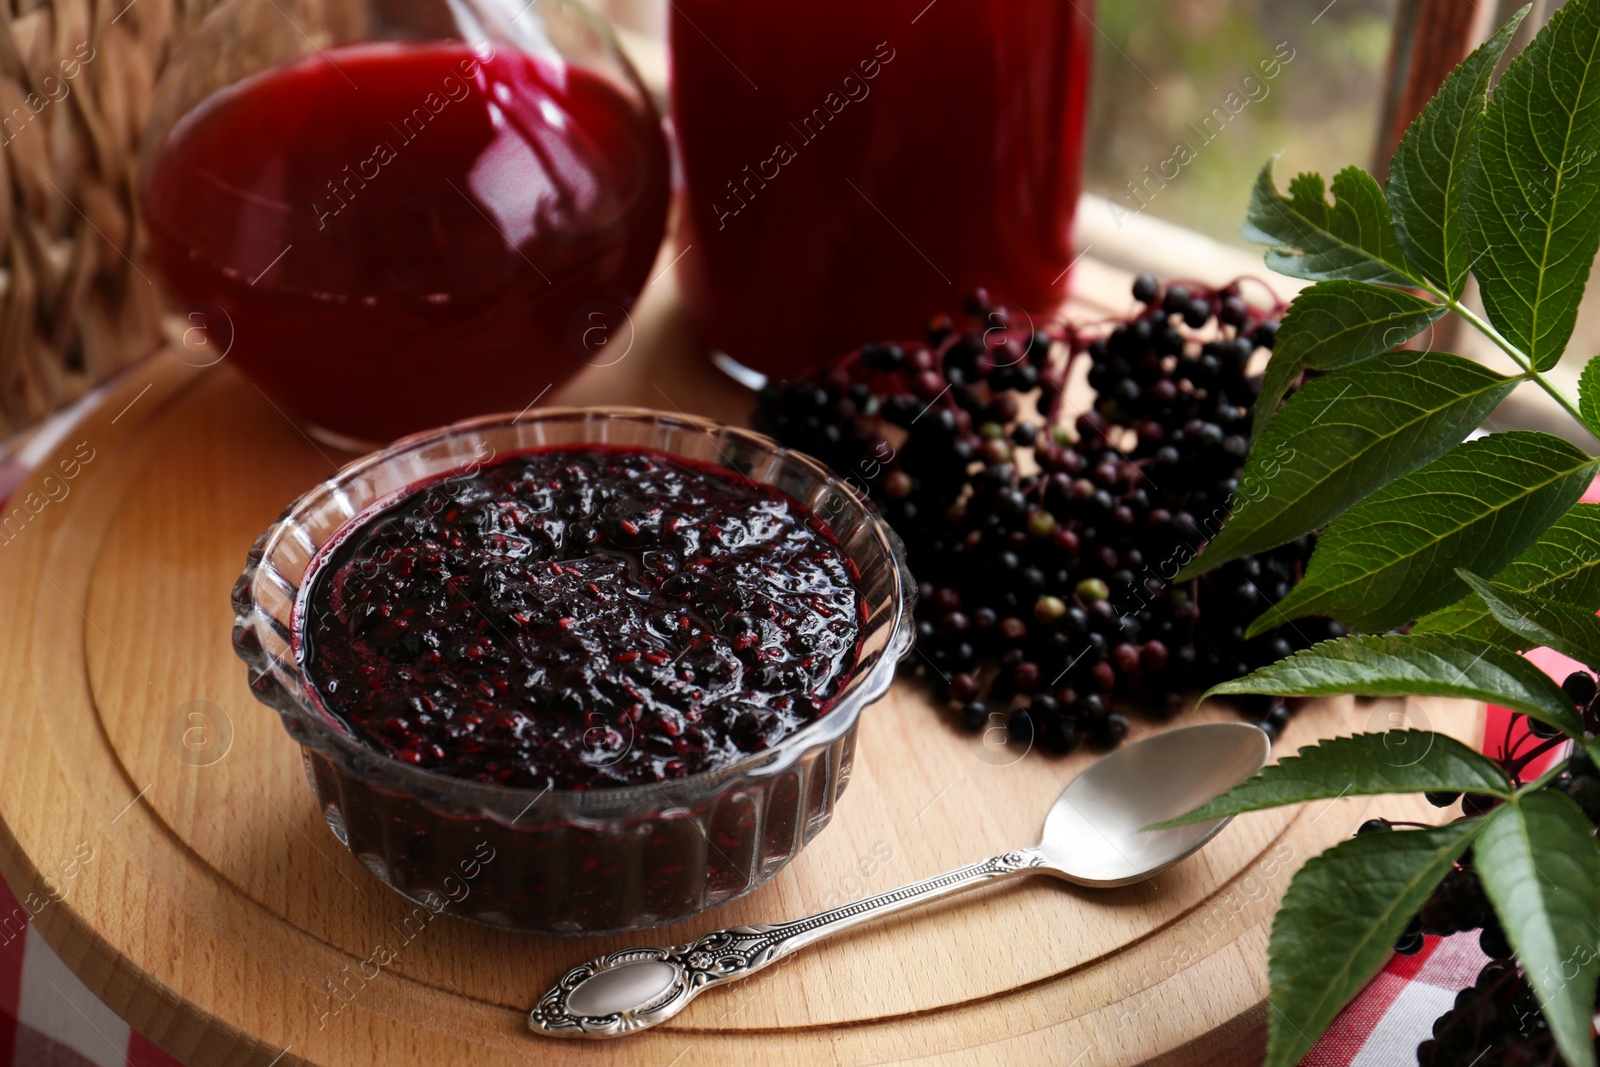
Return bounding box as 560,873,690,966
139,0,669,446
668,0,1093,381
230,408,916,933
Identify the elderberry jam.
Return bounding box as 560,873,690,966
297,446,864,789
234,409,913,932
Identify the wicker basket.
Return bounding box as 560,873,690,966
0,0,218,436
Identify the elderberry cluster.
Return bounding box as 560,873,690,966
1359,669,1600,1066
754,277,1344,753
1418,962,1570,1067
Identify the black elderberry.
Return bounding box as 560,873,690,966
1161,284,1191,317
1394,917,1425,956
1038,717,1080,755
1007,707,1036,746
1259,701,1291,741
1219,294,1248,328
1562,669,1597,707
1478,922,1512,961
1525,717,1563,740
960,701,989,733
1093,712,1130,748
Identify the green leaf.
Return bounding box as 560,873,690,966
1244,162,1418,287
1153,731,1511,829
1204,633,1587,740
1250,431,1599,636
1387,11,1530,298
1457,569,1600,669
1579,353,1600,439
1467,0,1600,371
1180,352,1517,580
1253,282,1450,438
1476,791,1600,1067
1265,821,1481,1067
1416,504,1600,647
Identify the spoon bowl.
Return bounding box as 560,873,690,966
1040,721,1272,887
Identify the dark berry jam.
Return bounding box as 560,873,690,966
297,446,863,789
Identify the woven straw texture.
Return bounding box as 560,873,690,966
0,0,217,435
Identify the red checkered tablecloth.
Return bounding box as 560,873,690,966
0,395,1582,1066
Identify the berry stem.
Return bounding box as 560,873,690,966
1505,736,1569,783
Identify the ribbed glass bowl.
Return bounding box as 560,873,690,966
231,407,915,934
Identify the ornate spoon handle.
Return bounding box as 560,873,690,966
529,847,1048,1038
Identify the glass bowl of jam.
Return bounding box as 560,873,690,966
231,409,914,933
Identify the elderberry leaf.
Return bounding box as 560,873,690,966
1416,505,1600,647
1579,353,1600,438
1466,0,1600,371
1456,569,1600,670
1475,791,1600,1067
1252,282,1449,440
1204,633,1587,740
1387,10,1529,299
1264,821,1481,1067
1181,352,1516,580
1153,731,1512,830
1244,162,1417,287
1248,432,1599,636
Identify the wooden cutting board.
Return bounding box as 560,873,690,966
0,266,1484,1066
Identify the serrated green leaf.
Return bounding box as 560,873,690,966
1416,504,1600,646
1579,353,1600,438
1153,731,1511,829
1204,633,1587,739
1244,162,1419,287
1252,282,1450,438
1250,432,1598,636
1467,0,1600,371
1476,792,1600,1067
1180,353,1517,580
1457,569,1600,669
1265,821,1481,1067
1388,10,1529,298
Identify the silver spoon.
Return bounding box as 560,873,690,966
529,721,1270,1038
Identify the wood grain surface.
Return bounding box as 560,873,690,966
0,266,1486,1066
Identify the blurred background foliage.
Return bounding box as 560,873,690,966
1082,0,1399,247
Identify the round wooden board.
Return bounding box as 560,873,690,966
0,279,1485,1067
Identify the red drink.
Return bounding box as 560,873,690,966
141,42,668,443
668,0,1092,378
